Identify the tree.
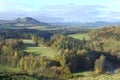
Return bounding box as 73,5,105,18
33,61,37,70
31,35,38,42
19,58,24,69
1,45,12,54
35,41,39,46
13,51,19,67
94,55,106,74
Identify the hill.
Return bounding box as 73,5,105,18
13,17,48,26
52,21,120,28
0,20,11,24
0,17,49,27
1,17,120,29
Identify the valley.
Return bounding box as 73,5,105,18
1,0,120,79
0,17,120,80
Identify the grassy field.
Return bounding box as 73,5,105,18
21,39,57,58
69,74,120,80
68,71,120,80
28,26,47,29
68,33,90,40
28,26,65,30
0,65,22,73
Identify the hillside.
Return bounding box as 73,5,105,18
0,17,49,27
50,21,120,28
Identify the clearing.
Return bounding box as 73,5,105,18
0,65,22,73
68,33,90,40
21,39,57,58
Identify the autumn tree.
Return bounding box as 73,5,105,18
94,55,106,74
31,35,38,42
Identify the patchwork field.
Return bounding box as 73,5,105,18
21,39,57,58
68,33,90,40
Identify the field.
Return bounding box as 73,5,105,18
68,33,90,40
67,71,120,80
0,65,22,73
69,74,120,80
21,39,57,58
28,26,65,30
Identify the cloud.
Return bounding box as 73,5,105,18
0,1,120,22
0,0,37,20
33,5,106,22
0,0,35,12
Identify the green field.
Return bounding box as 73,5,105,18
0,65,22,73
69,74,120,80
28,26,65,30
68,33,90,40
22,39,57,58
67,71,120,80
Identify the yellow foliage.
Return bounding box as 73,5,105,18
95,68,102,74
64,49,69,54
14,51,18,58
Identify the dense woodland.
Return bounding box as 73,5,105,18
0,26,120,79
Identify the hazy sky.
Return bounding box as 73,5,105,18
0,0,120,22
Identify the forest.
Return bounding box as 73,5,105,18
0,26,120,80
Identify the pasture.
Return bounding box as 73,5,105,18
68,71,120,80
22,39,57,58
68,33,90,40
28,26,64,30
0,65,22,73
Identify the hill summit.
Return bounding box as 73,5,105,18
0,17,48,27
14,17,40,24
13,17,48,26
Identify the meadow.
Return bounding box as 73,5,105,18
67,71,120,80
28,26,65,30
0,65,22,73
22,39,57,58
68,33,90,40
69,74,120,80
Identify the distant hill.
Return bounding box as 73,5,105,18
0,17,49,27
13,17,48,26
0,17,120,28
0,20,11,24
53,21,120,28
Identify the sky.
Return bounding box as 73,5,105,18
0,0,120,22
